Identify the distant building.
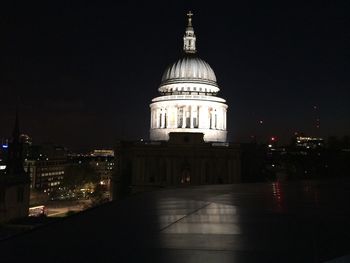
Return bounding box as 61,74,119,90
0,112,30,223
24,144,67,193
1,138,9,149
90,149,114,157
0,134,32,173
89,149,115,186
0,144,7,173
295,136,324,149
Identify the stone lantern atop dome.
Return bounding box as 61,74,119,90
149,12,228,142
183,11,196,54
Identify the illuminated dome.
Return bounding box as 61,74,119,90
150,12,228,143
161,55,217,86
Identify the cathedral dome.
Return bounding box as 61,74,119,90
161,55,217,86
150,11,228,143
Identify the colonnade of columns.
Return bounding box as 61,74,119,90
150,104,227,130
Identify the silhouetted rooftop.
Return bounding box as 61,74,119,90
1,180,350,262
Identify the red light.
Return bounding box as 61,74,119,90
271,137,276,141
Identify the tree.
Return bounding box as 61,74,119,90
90,184,108,206
63,162,100,190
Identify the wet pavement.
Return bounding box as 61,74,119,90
1,179,350,262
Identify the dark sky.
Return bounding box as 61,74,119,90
0,1,349,151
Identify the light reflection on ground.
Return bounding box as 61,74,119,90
1,180,350,262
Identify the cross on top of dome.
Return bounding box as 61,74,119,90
187,11,193,27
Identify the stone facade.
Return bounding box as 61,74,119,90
112,133,240,200
0,183,30,223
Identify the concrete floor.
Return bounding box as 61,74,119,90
1,179,350,262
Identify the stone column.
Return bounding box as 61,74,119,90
190,106,194,128
156,108,160,128
193,106,199,128
153,108,156,129
214,111,217,129
182,106,186,128
161,108,166,128
198,105,208,129
221,108,225,130
169,106,177,129
154,108,157,129
217,108,223,130
223,109,227,130
173,106,178,129
198,106,202,128
185,108,190,128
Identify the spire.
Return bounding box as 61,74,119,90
4,108,27,180
183,11,196,54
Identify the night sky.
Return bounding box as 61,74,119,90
1,1,349,151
